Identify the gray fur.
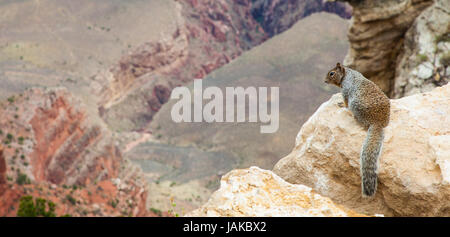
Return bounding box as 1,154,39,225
325,64,390,197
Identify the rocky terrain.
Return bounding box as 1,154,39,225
0,0,179,112
273,84,450,216
191,82,450,217
393,0,450,97
158,0,450,217
2,0,447,217
128,12,349,214
0,88,152,216
0,0,353,216
188,0,449,214
252,0,351,36
342,0,449,97
187,167,364,217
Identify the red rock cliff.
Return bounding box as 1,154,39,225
0,88,152,216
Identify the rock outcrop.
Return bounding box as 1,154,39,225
394,0,450,98
341,0,449,97
187,166,364,217
274,84,450,216
0,88,151,216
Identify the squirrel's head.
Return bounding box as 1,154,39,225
325,62,345,87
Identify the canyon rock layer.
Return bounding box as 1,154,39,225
0,88,151,216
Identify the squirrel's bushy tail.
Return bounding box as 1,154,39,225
360,124,384,197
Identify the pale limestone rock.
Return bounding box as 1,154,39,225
274,84,450,216
394,0,450,98
187,166,364,217
416,63,434,80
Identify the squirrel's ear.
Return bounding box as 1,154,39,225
336,62,345,73
337,64,345,85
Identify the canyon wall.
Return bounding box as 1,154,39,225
393,0,450,97
341,0,449,97
0,88,151,216
252,0,351,36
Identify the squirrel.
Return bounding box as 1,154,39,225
325,63,390,197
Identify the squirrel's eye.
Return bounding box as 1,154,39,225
329,71,335,76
